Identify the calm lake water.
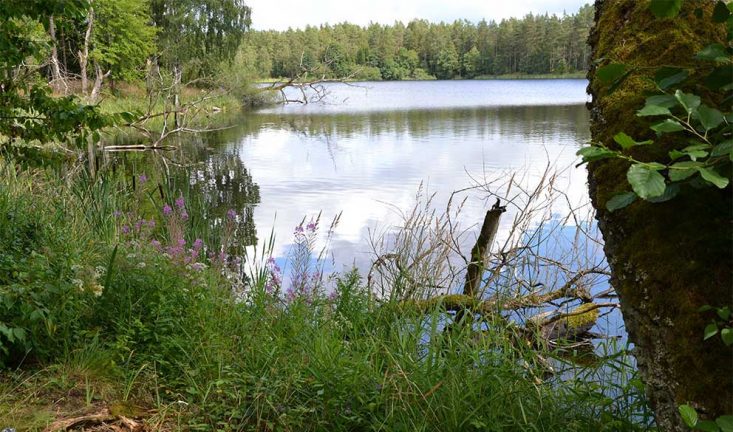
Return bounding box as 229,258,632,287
164,78,627,347
229,80,593,268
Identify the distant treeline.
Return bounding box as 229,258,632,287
234,5,594,81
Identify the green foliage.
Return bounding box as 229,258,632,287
92,0,157,82
0,1,111,148
700,305,733,347
679,404,733,431
0,157,654,430
150,0,252,80
578,0,733,212
246,5,594,81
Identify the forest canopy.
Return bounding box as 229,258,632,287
236,5,594,81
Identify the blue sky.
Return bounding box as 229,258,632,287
247,0,591,31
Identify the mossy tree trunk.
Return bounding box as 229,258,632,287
587,1,732,430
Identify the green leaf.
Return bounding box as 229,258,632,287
670,148,709,161
627,164,667,199
697,167,730,189
697,105,725,130
713,1,732,22
675,90,701,114
637,104,672,117
646,94,678,109
651,119,685,133
577,146,617,162
655,67,688,90
721,328,733,346
613,132,653,149
647,183,680,203
705,66,733,90
711,140,733,157
716,415,733,432
696,43,731,62
606,192,637,212
717,307,731,321
679,405,698,428
697,420,722,432
597,63,627,84
650,0,683,18
704,323,719,340
669,161,703,181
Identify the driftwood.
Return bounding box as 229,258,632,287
101,145,177,152
43,408,144,432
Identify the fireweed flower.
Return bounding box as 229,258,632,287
163,204,173,216
193,239,204,251
121,225,130,234
306,222,317,232
151,239,162,249
181,211,189,221
175,196,185,209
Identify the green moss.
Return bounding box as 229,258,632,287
566,303,600,330
587,0,733,420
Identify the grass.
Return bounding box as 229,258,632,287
0,158,652,431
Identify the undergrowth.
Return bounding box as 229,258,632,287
0,159,652,431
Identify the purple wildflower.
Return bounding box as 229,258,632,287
294,225,305,234
193,239,204,251
177,238,186,247
138,174,148,184
306,222,317,232
147,219,156,228
175,196,185,209
163,204,173,216
113,210,122,218
191,263,206,271
226,209,237,220
151,239,162,249
181,211,189,221
121,225,130,234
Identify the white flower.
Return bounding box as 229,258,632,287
94,266,106,278
71,279,84,289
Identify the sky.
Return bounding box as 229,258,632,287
247,0,591,31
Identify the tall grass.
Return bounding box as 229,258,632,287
0,158,652,431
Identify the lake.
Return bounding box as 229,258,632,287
194,80,594,273
164,78,625,350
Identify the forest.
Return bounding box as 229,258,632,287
1,0,732,431
236,7,594,81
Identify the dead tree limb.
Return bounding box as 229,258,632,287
463,199,506,296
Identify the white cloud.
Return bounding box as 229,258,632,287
248,0,590,31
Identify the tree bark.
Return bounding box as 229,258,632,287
463,199,505,297
48,15,66,94
90,60,110,102
587,1,732,430
78,5,94,97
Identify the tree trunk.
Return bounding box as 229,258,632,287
172,64,182,128
78,5,94,97
587,1,732,430
90,61,110,102
48,15,66,94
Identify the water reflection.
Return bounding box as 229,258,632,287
229,103,590,274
